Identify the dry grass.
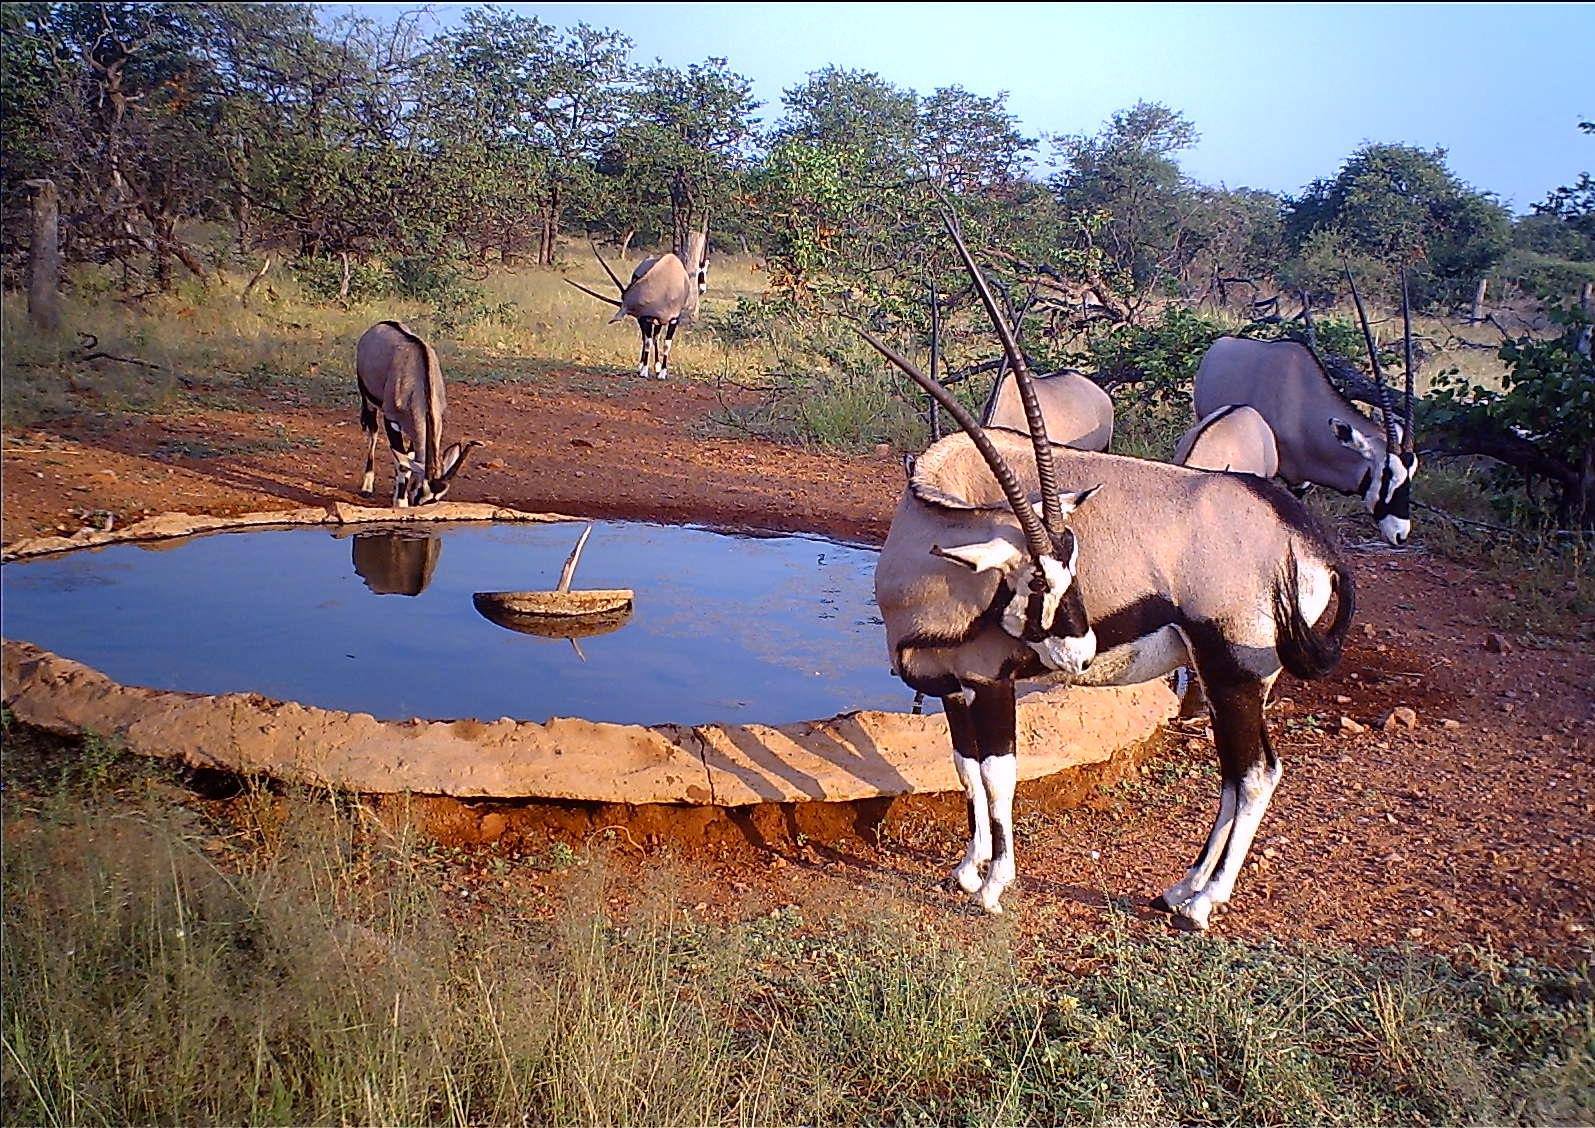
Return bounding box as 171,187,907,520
0,250,776,432
3,726,1591,1126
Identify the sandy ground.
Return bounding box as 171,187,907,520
4,369,1592,960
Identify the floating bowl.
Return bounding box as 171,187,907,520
472,589,634,638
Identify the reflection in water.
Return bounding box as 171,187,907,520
2,521,921,726
351,530,441,596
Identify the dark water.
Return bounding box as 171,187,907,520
1,521,919,726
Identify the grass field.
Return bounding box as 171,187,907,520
3,726,1590,1126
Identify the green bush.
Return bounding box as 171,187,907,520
290,255,396,303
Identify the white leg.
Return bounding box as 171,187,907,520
1157,780,1237,911
1178,760,1282,930
360,428,379,496
390,452,410,508
978,754,1018,914
951,753,991,894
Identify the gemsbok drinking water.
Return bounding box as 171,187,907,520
354,321,481,507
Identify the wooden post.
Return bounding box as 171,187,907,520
1471,277,1488,323
25,178,61,335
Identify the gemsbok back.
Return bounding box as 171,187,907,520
568,222,710,380
1174,405,1280,478
355,321,481,507
983,367,1114,451
1193,273,1419,544
856,212,1356,929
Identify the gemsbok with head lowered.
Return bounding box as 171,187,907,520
567,221,710,380
857,213,1356,929
1193,273,1419,544
355,321,481,507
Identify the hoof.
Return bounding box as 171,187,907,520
1174,894,1214,932
1150,893,1177,914
953,864,983,895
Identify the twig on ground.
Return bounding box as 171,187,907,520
69,333,162,370
1415,500,1591,542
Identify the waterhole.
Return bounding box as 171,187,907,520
1,521,918,726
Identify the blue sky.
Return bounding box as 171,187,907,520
353,2,1592,213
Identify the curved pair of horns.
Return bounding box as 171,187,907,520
1344,265,1417,457
439,439,485,484
848,207,1067,565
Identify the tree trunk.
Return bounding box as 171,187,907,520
1578,281,1593,359
539,184,561,267
25,179,61,334
1471,277,1488,323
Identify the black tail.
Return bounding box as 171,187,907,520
1273,549,1355,680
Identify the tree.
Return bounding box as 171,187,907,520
1425,300,1595,526
916,85,1034,196
614,58,759,255
774,66,918,179
1051,102,1201,293
421,11,630,265
1529,121,1595,260
1284,143,1510,307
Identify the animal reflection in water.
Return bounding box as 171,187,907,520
350,529,441,596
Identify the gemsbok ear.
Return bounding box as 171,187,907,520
930,539,1024,574
1329,418,1374,458
1031,484,1103,523
1056,484,1103,518
440,439,485,482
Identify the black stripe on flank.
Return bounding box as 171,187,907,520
1090,594,1178,653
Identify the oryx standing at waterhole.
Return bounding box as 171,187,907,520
567,222,710,380
355,321,482,507
855,213,1356,928
1193,272,1420,544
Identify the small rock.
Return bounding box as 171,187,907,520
478,813,508,842
1441,718,1462,730
570,438,596,449
873,443,893,457
1333,694,1353,706
1339,716,1366,735
1485,632,1512,654
1382,706,1419,731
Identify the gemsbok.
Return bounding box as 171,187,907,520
567,222,710,380
355,321,481,507
1173,405,1280,478
1193,273,1419,544
983,367,1114,451
856,212,1356,929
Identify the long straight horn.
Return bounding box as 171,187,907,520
591,238,626,294
941,209,1064,534
851,321,1053,563
1344,264,1399,454
1399,269,1416,456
